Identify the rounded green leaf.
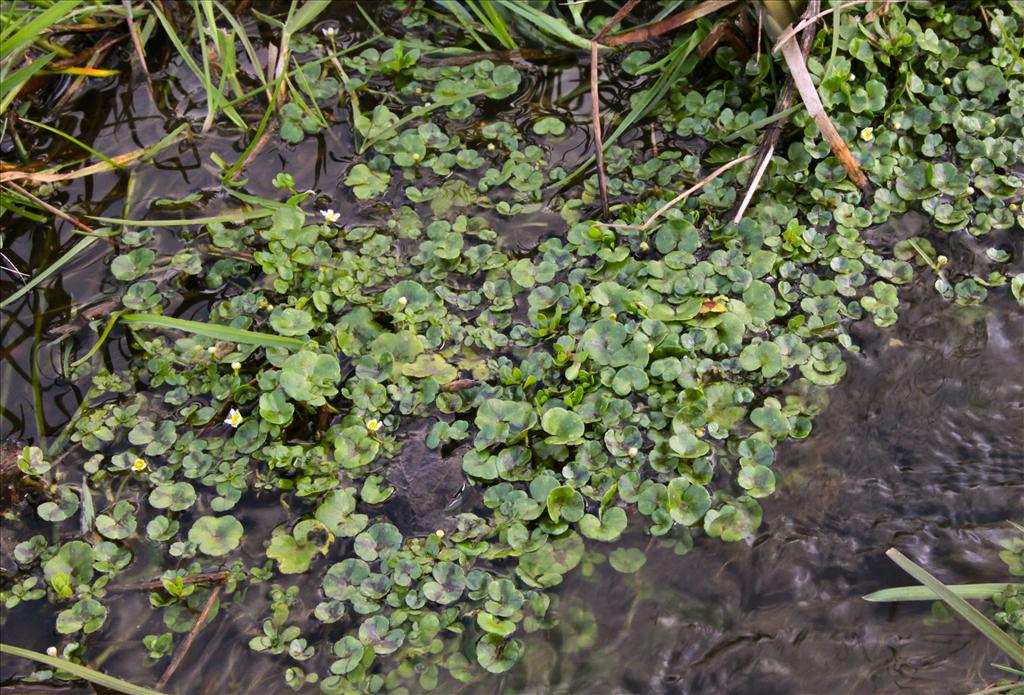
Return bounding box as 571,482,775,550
188,515,243,556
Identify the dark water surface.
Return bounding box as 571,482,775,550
1,16,1022,695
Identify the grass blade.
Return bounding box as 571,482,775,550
0,0,81,61
122,313,304,348
0,643,163,695
495,0,594,50
0,51,56,114
886,548,1024,667
864,583,1021,602
88,209,274,227
19,118,123,170
0,234,100,310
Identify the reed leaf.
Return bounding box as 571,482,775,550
886,548,1024,667
0,234,102,310
864,583,1021,602
0,643,163,695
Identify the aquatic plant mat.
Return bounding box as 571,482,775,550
1,1,1022,693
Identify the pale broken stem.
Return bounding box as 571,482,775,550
601,152,756,231
733,144,774,223
779,37,870,191
590,40,610,218
771,0,880,54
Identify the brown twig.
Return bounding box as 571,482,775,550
443,379,480,393
586,0,642,219
697,20,751,61
155,582,223,690
2,182,105,238
600,152,756,231
47,19,124,34
123,0,154,97
594,0,642,42
602,0,735,46
734,0,821,223
106,570,230,592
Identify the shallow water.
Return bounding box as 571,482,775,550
1,13,1022,695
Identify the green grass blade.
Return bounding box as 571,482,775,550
285,0,331,35
438,0,493,51
88,209,274,226
886,548,1024,666
0,234,100,310
69,309,124,368
0,51,56,113
723,104,802,142
121,313,304,348
470,0,517,50
0,0,81,61
864,583,1021,602
19,118,122,170
0,643,163,695
494,0,593,50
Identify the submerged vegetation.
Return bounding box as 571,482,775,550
1,0,1022,693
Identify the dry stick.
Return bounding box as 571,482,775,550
600,152,756,231
3,182,104,237
106,571,230,593
587,0,642,219
123,0,156,104
734,0,821,223
155,582,223,690
594,0,643,43
603,0,735,46
780,35,870,191
770,0,882,54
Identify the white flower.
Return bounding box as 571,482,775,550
943,76,951,86
435,529,445,538
224,408,244,428
322,25,338,38
366,418,382,433
860,127,874,142
321,208,340,224
207,346,217,354
627,446,639,458
231,361,242,371
966,186,975,195
132,457,147,472
46,647,57,657
397,296,408,307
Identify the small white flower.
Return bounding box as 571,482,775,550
265,304,274,312
435,529,445,538
366,418,382,433
943,76,951,86
321,209,340,224
46,647,57,657
966,186,975,195
860,127,874,142
224,408,244,428
322,25,338,38
132,457,147,472
936,255,949,268
627,446,639,458
397,296,408,307
486,142,496,151
646,343,654,354
207,346,217,354
231,361,242,371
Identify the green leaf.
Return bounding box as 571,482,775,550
885,549,1024,666
540,407,585,445
0,643,163,695
609,547,646,574
188,515,243,556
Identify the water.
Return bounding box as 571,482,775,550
1,17,1022,695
